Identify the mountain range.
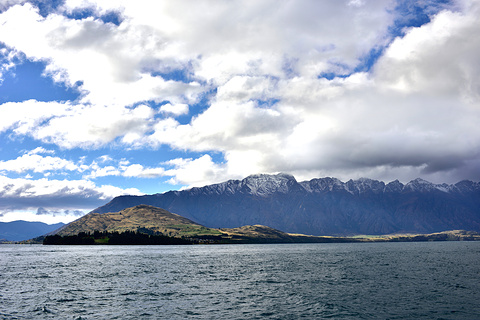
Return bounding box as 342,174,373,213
92,173,480,236
0,221,65,242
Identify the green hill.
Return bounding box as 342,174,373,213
55,205,222,238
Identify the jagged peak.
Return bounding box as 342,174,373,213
184,173,299,197
410,178,431,184
241,173,299,196
188,178,241,195
455,180,480,192
302,177,388,194
404,178,455,193
244,172,296,181
385,180,404,192
174,174,476,197
300,177,345,192
345,178,386,194
91,174,480,217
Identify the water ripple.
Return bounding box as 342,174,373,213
0,242,480,319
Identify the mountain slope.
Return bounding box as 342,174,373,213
0,221,65,242
53,205,313,243
55,204,220,238
51,205,480,244
92,173,480,236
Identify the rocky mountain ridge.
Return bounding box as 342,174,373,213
172,174,479,196
92,173,480,236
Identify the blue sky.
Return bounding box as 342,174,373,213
1,0,479,223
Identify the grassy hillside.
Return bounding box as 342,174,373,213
56,205,222,238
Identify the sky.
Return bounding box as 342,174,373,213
0,0,479,224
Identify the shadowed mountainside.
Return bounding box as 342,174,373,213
91,173,480,236
0,221,65,242
49,205,480,244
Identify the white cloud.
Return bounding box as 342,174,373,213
375,6,480,101
216,76,277,102
163,154,228,187
140,1,480,185
0,175,143,221
84,165,121,179
0,0,27,12
0,0,394,101
26,147,55,155
159,103,189,116
0,210,79,224
0,154,79,173
0,47,18,82
121,163,165,178
0,175,140,199
0,150,168,181
0,100,66,135
0,100,157,148
347,0,365,8
0,0,479,190
85,161,165,179
148,99,294,155
0,0,394,151
0,3,204,107
98,155,113,162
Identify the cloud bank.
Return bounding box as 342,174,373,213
0,0,479,221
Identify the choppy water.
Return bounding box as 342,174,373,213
1,242,479,319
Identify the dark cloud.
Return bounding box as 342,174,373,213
0,176,139,214
0,193,108,211
36,207,85,216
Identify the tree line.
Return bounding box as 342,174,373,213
43,230,195,245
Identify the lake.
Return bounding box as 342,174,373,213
1,242,479,319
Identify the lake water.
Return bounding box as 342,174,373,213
1,242,479,319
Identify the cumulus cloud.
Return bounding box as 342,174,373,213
0,174,142,223
144,1,480,185
0,100,158,148
85,163,165,179
163,155,228,187
0,46,18,82
0,153,80,173
26,147,55,155
0,0,479,193
84,159,166,179
0,3,204,106
0,175,142,215
0,0,27,12
375,6,480,100
159,103,189,116
0,150,168,181
36,207,84,217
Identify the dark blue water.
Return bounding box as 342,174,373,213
1,242,479,319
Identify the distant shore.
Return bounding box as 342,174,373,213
5,229,479,245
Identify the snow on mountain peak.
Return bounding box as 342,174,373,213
455,180,480,192
187,174,465,197
300,177,345,192
345,178,386,194
241,173,298,196
385,180,404,193
404,178,453,193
